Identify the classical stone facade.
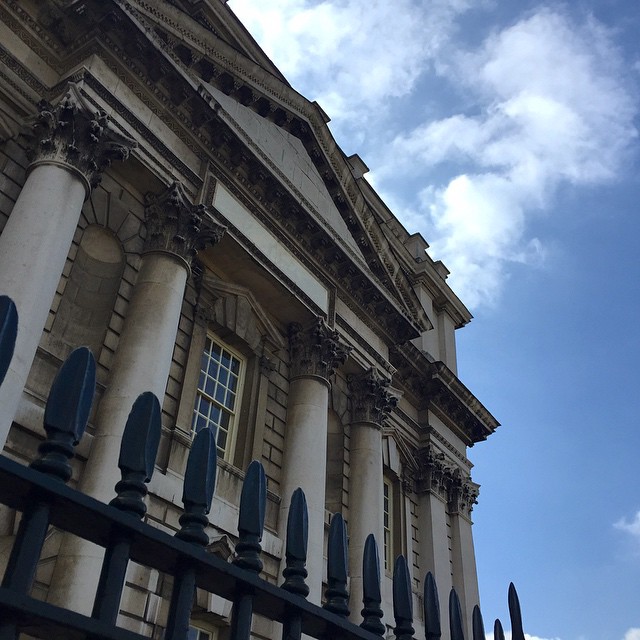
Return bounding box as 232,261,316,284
0,2,499,639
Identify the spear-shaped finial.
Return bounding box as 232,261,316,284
282,487,309,596
234,460,266,573
361,534,384,636
31,347,96,482
323,513,349,617
392,555,414,640
509,583,525,640
0,295,17,387
110,392,161,518
424,572,441,639
176,426,217,546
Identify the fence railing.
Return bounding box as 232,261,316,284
0,295,525,640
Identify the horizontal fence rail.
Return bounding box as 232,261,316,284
0,295,527,640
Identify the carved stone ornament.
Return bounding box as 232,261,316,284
144,181,226,269
288,318,351,381
348,368,397,426
415,445,478,515
23,83,135,193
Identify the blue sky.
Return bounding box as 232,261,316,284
228,1,640,638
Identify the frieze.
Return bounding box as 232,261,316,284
288,318,350,381
22,83,135,192
144,181,225,268
348,368,397,427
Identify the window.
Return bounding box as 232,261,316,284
188,624,218,640
191,334,245,460
383,477,394,572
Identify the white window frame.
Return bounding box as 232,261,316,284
191,333,245,461
383,476,394,573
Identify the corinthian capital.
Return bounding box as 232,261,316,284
144,182,226,271
24,83,135,193
289,318,350,380
348,368,397,426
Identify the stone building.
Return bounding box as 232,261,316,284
0,1,498,639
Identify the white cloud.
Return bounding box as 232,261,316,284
615,511,640,540
383,9,637,307
485,633,562,640
229,0,474,126
623,629,640,640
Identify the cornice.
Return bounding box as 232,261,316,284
391,342,499,446
4,1,425,344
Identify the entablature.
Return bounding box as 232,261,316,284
391,342,499,446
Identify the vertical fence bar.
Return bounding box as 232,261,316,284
360,534,384,636
229,460,266,640
449,589,465,640
471,605,485,640
0,347,95,640
281,488,308,640
323,513,349,618
424,572,441,639
92,392,161,623
165,426,218,640
0,296,17,388
508,583,525,640
392,556,414,640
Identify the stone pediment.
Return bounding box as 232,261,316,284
197,273,286,354
114,1,432,339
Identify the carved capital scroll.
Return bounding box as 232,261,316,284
23,83,135,193
348,368,397,426
288,318,350,381
144,182,226,270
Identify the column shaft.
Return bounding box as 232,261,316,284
0,164,86,443
280,375,330,603
450,511,480,638
347,420,384,618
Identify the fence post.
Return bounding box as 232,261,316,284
228,460,266,640
92,392,161,623
165,426,218,640
0,347,95,640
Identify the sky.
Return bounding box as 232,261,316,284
226,1,640,639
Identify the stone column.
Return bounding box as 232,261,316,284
0,84,133,446
280,318,349,603
347,368,396,620
48,182,225,613
416,446,455,640
448,473,480,639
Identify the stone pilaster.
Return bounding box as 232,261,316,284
48,182,224,614
0,84,134,445
280,318,349,603
415,445,480,639
347,368,396,621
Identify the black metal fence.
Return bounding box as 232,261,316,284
0,295,525,640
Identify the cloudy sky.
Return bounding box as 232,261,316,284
228,1,640,638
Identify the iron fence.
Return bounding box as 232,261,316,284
0,294,525,640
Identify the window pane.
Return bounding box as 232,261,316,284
192,334,244,461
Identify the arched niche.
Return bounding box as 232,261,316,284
52,225,125,357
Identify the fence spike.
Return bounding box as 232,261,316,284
508,583,525,640
392,555,414,640
323,513,349,617
31,347,96,482
360,534,384,636
0,295,17,387
493,619,505,640
449,589,465,640
109,392,161,518
424,571,441,639
282,487,309,597
472,605,485,640
234,459,266,573
177,426,217,546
